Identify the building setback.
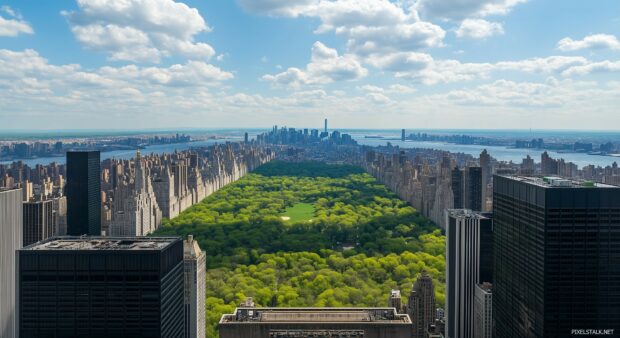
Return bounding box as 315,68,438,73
445,209,493,338
219,307,413,338
66,151,101,235
18,237,185,338
493,176,620,337
183,235,206,338
0,188,23,338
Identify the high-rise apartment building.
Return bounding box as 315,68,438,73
66,151,101,235
22,199,55,246
493,176,620,337
407,273,436,338
388,289,403,313
0,188,23,338
183,235,206,338
474,283,493,338
445,209,493,338
18,237,185,338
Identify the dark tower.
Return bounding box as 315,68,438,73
451,167,463,209
66,151,101,235
401,129,406,141
464,167,482,211
324,118,328,133
493,176,620,337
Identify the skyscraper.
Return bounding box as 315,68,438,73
324,118,328,133
445,209,493,338
22,199,55,246
464,166,482,211
66,151,101,235
479,149,491,211
474,283,493,338
451,167,463,209
18,236,185,338
401,129,406,141
493,176,620,337
183,235,206,338
407,273,436,338
388,289,403,313
0,188,23,338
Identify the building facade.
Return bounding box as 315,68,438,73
18,237,185,338
22,199,55,246
183,235,206,338
407,273,436,338
0,188,23,338
493,176,620,337
66,151,101,235
445,209,493,338
219,307,413,338
474,283,493,338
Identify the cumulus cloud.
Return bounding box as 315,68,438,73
557,34,620,52
561,60,620,76
0,6,34,37
455,19,504,39
415,0,528,19
236,0,445,55
263,41,367,88
64,0,215,63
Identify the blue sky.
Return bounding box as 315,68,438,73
0,0,619,130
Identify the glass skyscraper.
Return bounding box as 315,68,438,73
66,151,101,235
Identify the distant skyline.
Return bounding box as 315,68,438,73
1,0,620,130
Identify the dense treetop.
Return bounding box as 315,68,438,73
154,161,445,337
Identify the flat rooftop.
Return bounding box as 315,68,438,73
446,209,490,219
220,308,411,324
22,236,179,251
502,176,618,188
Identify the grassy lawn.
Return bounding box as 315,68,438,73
280,202,316,223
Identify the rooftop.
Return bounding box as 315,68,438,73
21,236,179,251
502,176,617,188
446,209,490,219
220,308,411,325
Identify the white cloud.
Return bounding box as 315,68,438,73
0,6,34,37
236,0,445,55
263,41,367,88
456,19,504,39
561,60,620,76
415,0,527,19
557,34,620,52
64,0,215,62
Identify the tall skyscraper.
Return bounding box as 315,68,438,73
0,188,23,338
22,199,55,246
324,118,328,133
18,236,185,338
244,132,249,144
407,273,436,338
401,129,406,141
66,151,101,235
445,209,493,338
493,176,620,337
451,167,463,209
479,149,491,211
183,235,206,338
474,283,493,338
464,166,482,211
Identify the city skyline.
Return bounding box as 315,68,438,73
1,0,620,130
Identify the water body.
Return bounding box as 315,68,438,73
2,129,619,168
346,131,619,168
0,138,242,166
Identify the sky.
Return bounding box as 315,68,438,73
0,0,619,130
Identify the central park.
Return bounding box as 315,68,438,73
154,161,446,336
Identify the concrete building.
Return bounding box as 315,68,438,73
445,209,493,338
493,176,620,337
183,235,206,338
474,283,492,338
388,289,403,313
408,273,436,338
18,236,185,338
0,188,23,338
219,307,413,338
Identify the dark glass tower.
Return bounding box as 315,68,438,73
66,151,101,235
451,167,463,209
465,167,482,211
18,237,185,338
493,176,620,337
